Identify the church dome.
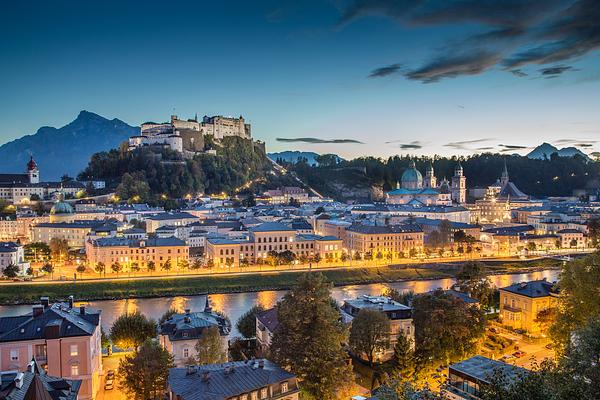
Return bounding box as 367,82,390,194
50,201,74,215
401,160,423,189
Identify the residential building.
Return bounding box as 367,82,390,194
0,297,102,400
159,298,230,367
0,242,29,276
32,221,116,249
146,212,198,233
344,224,423,258
256,307,278,352
85,236,189,269
0,216,18,241
0,359,81,400
499,279,559,335
341,295,414,362
167,359,299,400
443,355,528,400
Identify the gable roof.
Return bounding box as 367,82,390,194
500,279,559,298
256,308,279,333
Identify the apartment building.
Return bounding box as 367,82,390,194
0,297,102,400
499,279,559,335
168,360,299,400
344,224,424,257
145,212,198,233
85,236,188,269
32,220,117,249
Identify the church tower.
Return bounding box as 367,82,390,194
26,155,39,184
451,162,466,204
500,159,509,188
424,161,437,188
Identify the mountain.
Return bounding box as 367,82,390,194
268,151,343,166
527,142,590,160
0,110,138,180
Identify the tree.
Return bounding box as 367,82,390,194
236,304,265,339
23,242,50,262
190,259,202,270
569,239,578,248
118,339,174,400
49,238,69,261
2,264,19,278
116,172,152,203
312,253,321,265
94,262,106,277
278,250,295,265
161,259,172,273
195,326,227,365
76,264,86,278
527,241,537,252
349,308,390,366
177,259,189,271
412,290,485,366
147,260,156,273
535,307,558,335
270,273,353,400
159,308,178,325
588,218,600,248
130,262,140,273
110,311,157,349
391,332,415,381
110,262,122,275
101,327,111,352
41,262,54,277
340,252,348,263
456,262,493,308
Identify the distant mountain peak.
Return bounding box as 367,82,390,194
527,142,590,160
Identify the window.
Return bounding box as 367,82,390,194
261,388,268,398
71,364,79,376
281,382,288,393
10,350,18,361
35,344,47,358
251,392,258,400
183,348,189,358
70,344,78,356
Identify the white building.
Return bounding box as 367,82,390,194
0,242,29,275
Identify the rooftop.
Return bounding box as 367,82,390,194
500,279,559,298
449,355,528,386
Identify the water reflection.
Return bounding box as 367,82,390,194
0,269,559,337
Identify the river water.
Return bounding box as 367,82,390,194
0,269,558,337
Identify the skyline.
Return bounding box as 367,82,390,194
1,0,600,159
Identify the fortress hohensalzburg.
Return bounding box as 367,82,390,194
128,114,253,155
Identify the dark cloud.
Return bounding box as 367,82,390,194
539,65,576,76
369,63,402,78
590,152,600,158
384,140,424,149
577,143,594,147
502,0,600,68
445,138,494,150
276,137,364,144
555,138,597,145
511,69,528,77
475,147,495,151
344,0,597,82
499,144,531,152
405,51,502,83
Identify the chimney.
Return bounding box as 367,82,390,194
201,371,210,382
14,373,24,389
79,305,86,315
68,295,74,309
40,297,50,308
258,360,265,369
32,305,44,317
185,308,190,315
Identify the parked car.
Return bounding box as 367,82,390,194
501,354,515,361
488,327,497,333
106,369,115,379
104,381,114,390
513,350,526,358
545,343,554,350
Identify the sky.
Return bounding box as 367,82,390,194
1,0,599,159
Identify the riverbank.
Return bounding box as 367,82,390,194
0,258,563,305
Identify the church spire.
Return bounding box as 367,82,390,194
204,294,212,313
501,159,509,187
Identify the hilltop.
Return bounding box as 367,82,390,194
0,111,137,180
527,143,590,161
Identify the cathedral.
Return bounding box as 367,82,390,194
385,160,466,206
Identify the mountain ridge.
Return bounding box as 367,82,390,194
0,110,138,180
527,142,590,160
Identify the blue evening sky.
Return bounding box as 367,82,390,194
1,0,599,158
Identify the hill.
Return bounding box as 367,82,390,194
0,111,138,180
527,142,590,160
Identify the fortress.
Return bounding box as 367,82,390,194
128,114,252,154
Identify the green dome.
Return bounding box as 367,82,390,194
50,195,74,215
401,161,423,188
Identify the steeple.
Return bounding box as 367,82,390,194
424,160,437,188
501,159,509,187
204,295,212,313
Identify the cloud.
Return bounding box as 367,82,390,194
511,69,528,77
498,144,531,152
590,152,600,158
384,140,424,149
276,137,364,144
445,138,495,150
475,147,496,151
576,143,594,147
405,51,503,83
344,0,598,82
369,63,403,78
539,65,576,76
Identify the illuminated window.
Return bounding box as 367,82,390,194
71,364,79,376
70,344,78,356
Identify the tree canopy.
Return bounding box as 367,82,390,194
349,308,391,366
270,272,353,400
236,304,265,339
195,326,227,365
110,311,157,349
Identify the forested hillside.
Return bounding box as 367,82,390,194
286,153,600,200
78,137,290,203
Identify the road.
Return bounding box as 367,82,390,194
6,250,591,286
96,353,130,400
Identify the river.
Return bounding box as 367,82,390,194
0,269,558,337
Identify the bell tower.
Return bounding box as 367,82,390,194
27,155,40,184
451,162,466,204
